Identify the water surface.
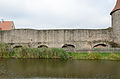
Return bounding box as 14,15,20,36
0,59,119,79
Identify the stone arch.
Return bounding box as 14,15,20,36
93,44,108,48
62,44,75,52
38,45,48,48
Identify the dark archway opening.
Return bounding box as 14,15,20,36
13,45,23,48
62,44,75,52
93,44,108,48
38,45,48,48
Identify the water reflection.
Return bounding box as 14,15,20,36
0,59,119,79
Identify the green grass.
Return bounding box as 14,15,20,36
0,43,68,59
5,47,68,60
68,53,120,60
0,42,120,60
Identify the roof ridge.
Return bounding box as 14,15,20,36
110,0,120,15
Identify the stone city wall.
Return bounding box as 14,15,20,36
0,29,112,50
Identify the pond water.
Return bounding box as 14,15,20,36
0,59,119,79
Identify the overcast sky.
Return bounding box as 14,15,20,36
0,0,116,29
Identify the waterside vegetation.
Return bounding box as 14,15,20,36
0,42,120,60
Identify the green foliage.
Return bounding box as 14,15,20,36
0,42,9,58
0,42,69,59
87,53,102,60
67,53,120,60
108,53,120,60
0,46,69,59
0,42,120,60
52,48,68,59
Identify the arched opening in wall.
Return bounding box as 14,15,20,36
13,45,23,48
38,45,48,48
62,44,75,52
93,44,108,48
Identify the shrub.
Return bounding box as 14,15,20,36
0,42,9,58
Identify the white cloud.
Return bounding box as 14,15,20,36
0,0,116,29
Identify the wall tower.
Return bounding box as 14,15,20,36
110,0,120,43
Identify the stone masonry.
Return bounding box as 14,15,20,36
0,0,120,51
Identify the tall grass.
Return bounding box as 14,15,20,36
0,42,120,60
0,44,68,59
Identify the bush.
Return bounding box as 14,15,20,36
0,42,9,58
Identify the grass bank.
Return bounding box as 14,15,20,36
1,48,68,59
68,52,120,60
0,42,120,60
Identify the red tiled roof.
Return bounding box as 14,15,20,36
0,21,15,30
111,0,120,15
